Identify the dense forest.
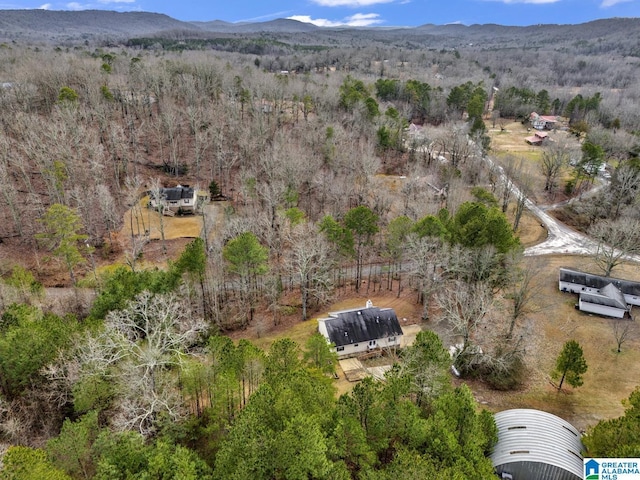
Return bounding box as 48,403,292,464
0,15,640,477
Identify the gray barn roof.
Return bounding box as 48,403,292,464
560,267,640,297
162,186,194,200
322,307,402,347
491,409,583,480
580,283,627,309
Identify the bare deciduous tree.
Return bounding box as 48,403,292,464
436,280,492,353
540,141,570,193
607,164,640,219
434,123,473,169
149,178,167,255
611,317,637,353
285,222,334,320
107,291,205,436
504,256,543,340
406,235,442,320
589,218,640,276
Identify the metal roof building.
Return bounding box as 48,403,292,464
559,267,640,299
491,409,584,480
559,267,640,318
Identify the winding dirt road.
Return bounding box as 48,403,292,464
484,155,640,263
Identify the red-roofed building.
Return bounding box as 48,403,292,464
525,131,549,145
530,112,558,130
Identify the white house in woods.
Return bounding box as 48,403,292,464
559,267,640,318
317,301,403,358
149,185,197,214
491,409,584,480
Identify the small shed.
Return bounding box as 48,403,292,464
318,301,403,358
525,131,548,145
491,409,584,480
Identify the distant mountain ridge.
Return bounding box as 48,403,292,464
0,10,191,40
191,18,319,33
0,9,638,49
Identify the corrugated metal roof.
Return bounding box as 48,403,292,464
560,267,640,296
321,307,403,347
491,409,583,480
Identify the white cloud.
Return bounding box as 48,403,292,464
311,0,393,7
482,0,560,3
344,13,384,25
236,10,294,22
289,12,383,26
61,0,136,9
38,3,52,8
601,0,633,6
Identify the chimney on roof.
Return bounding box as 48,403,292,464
366,299,373,308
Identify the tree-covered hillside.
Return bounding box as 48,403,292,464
1,20,639,477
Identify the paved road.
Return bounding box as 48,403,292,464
484,155,640,262
522,196,600,257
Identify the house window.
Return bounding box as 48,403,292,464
354,344,359,347
388,337,396,342
368,340,376,347
184,199,190,204
336,346,344,352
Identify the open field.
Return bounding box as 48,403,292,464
487,120,579,205
110,199,225,269
467,255,640,431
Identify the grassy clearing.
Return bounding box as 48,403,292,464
227,254,640,431
231,290,425,397
487,120,579,204
481,255,640,431
512,210,548,247
243,291,423,353
121,197,204,240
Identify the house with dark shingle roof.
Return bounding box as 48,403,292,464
149,185,197,214
317,301,403,358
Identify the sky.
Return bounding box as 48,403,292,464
0,0,639,27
